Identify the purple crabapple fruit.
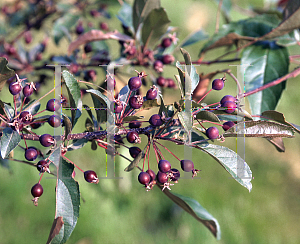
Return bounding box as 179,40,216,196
161,37,172,48
221,101,236,114
149,114,163,127
31,183,43,198
128,76,142,91
138,172,151,185
126,131,140,144
19,111,32,124
222,121,235,131
146,86,158,100
129,121,142,129
25,147,38,161
166,78,175,88
153,60,164,73
9,82,22,95
220,95,236,104
170,168,180,181
158,160,171,173
84,170,99,184
111,100,123,113
129,146,141,158
156,171,168,184
48,115,61,128
206,126,219,140
156,76,166,87
39,134,54,147
146,169,156,182
212,78,224,90
180,160,194,172
46,99,61,112
129,95,143,109
36,160,49,173
23,84,34,97
161,54,175,64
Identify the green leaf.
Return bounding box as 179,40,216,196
178,111,193,136
214,0,232,17
200,14,280,54
67,139,89,151
53,13,80,45
83,104,97,130
181,29,208,47
159,188,221,240
132,0,161,32
0,57,15,92
50,159,80,244
241,44,289,115
224,120,294,138
62,114,72,141
23,100,41,115
141,99,159,110
141,8,170,49
86,87,107,125
86,89,108,107
117,2,133,31
0,127,21,159
124,151,144,172
196,111,220,123
158,94,168,117
262,110,300,134
196,144,252,191
123,116,143,122
2,102,14,121
62,71,82,111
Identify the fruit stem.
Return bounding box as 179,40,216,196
197,88,212,104
38,172,44,184
154,141,181,161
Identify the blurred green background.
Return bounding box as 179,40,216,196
1,0,300,243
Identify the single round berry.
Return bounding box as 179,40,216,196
76,24,84,35
19,111,32,124
46,99,61,112
157,171,168,184
30,122,42,129
166,78,175,88
138,172,151,185
100,22,109,31
146,169,156,182
9,82,22,95
206,126,219,140
23,84,34,97
153,60,164,73
222,121,235,131
158,160,171,173
129,95,143,109
220,95,236,104
149,114,163,127
48,115,61,127
170,168,180,181
24,31,32,44
180,160,194,172
114,135,124,144
221,101,236,114
212,78,224,90
36,160,48,173
161,38,172,48
126,131,140,144
111,100,123,113
31,183,43,198
25,147,38,161
161,54,175,64
128,76,142,91
84,43,92,53
39,134,54,147
129,146,141,158
129,121,142,129
84,170,99,183
156,76,166,87
146,87,158,100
